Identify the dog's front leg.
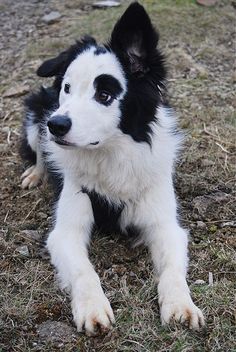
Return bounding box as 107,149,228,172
47,180,114,335
137,184,204,330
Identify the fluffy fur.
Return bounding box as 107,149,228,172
20,2,204,335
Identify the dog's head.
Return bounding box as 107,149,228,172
38,2,166,148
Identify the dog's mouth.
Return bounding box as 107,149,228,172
52,137,76,147
51,137,100,148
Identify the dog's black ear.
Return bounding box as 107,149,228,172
37,37,97,77
37,50,69,77
110,2,159,75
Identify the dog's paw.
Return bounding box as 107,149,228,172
72,292,115,336
21,165,43,189
160,299,205,330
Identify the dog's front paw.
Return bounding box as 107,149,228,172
72,291,115,336
21,165,43,189
160,298,205,330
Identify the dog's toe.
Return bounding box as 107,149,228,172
161,300,205,330
21,165,43,189
72,292,115,336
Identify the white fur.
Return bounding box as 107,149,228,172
52,48,126,148
26,48,204,334
21,114,45,189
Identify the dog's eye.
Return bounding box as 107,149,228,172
96,91,113,105
64,83,71,94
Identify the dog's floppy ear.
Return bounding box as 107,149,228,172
37,50,69,77
110,2,159,76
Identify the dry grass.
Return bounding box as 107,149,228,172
0,0,235,351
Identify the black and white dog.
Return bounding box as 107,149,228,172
20,3,204,335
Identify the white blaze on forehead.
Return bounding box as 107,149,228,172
64,47,126,93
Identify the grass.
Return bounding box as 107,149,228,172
0,0,235,351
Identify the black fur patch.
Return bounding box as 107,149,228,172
37,36,98,93
108,2,167,145
81,187,124,234
94,46,107,55
20,87,59,165
24,86,59,125
94,74,123,106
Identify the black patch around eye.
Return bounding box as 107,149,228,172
94,74,123,105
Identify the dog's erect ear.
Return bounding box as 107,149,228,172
110,2,159,75
37,50,69,77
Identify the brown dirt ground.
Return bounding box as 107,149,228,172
0,0,235,351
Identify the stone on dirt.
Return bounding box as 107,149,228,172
42,11,61,24
193,192,230,218
21,230,41,241
16,245,30,257
93,1,121,9
37,321,76,343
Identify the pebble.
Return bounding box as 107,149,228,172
21,229,41,241
0,144,8,152
42,11,61,24
93,1,121,9
16,245,30,257
37,321,76,343
221,221,236,228
194,279,206,285
196,0,216,6
201,159,214,167
193,192,230,218
196,221,206,229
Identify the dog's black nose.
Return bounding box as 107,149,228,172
47,115,72,137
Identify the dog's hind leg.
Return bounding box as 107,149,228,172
20,119,45,189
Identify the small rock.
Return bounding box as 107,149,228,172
37,321,76,343
193,192,230,218
0,144,8,152
38,212,48,219
93,1,120,9
22,230,41,241
16,245,30,257
196,0,217,6
201,159,214,167
194,279,206,285
3,85,29,98
1,126,10,133
196,221,206,229
221,221,236,228
42,11,61,24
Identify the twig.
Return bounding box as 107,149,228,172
7,129,11,145
208,272,213,286
4,210,9,223
25,261,40,312
215,142,231,154
24,198,42,221
203,123,235,147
